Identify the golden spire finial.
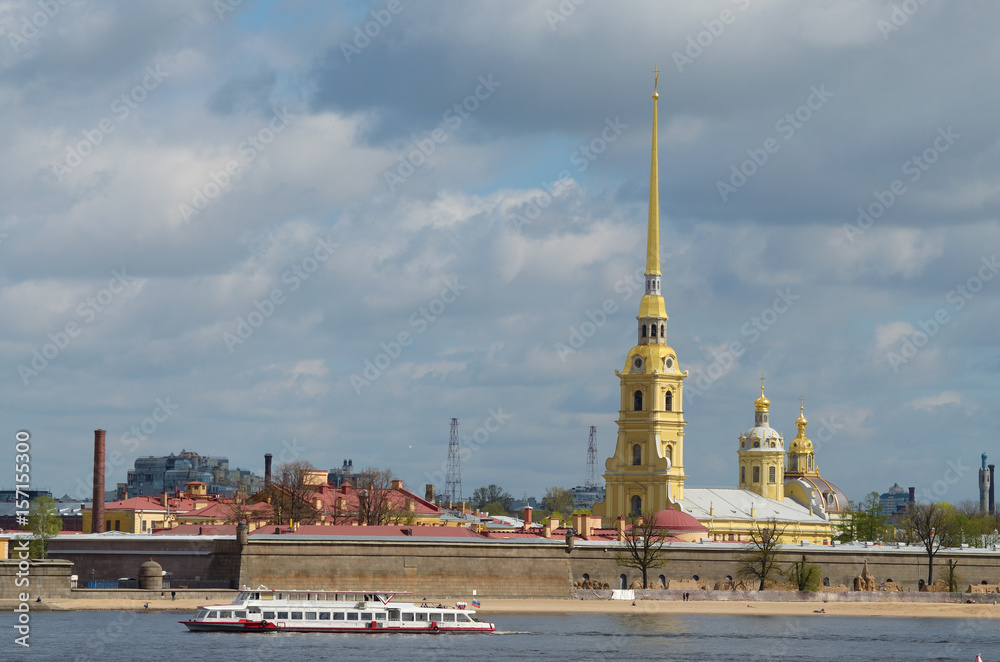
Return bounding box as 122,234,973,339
645,65,661,277
754,376,770,412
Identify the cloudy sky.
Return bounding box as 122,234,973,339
2,0,998,508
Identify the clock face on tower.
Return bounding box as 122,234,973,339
665,357,674,369
633,356,643,370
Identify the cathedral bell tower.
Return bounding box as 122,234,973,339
593,68,688,522
737,382,785,501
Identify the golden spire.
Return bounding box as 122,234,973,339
646,65,661,277
796,397,808,429
754,377,770,412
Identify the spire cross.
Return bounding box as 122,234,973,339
760,375,765,394
651,65,660,92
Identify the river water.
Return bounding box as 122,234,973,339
5,610,997,661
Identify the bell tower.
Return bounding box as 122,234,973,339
593,67,688,522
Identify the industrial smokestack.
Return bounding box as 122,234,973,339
93,429,106,533
990,465,996,515
908,486,915,504
264,453,273,486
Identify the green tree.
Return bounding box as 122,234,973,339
785,554,822,592
542,486,573,516
898,502,961,586
28,496,63,559
472,485,513,511
614,512,669,589
838,492,890,542
480,501,509,516
736,518,788,590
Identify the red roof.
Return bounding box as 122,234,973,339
181,501,271,520
648,508,708,532
88,496,197,512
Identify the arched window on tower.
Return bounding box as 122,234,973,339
630,495,642,515
660,324,664,337
768,466,776,483
632,444,641,466
741,465,746,484
791,456,798,472
633,390,643,411
665,390,673,411
641,324,647,338
752,466,760,483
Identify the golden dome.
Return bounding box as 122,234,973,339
796,404,807,428
754,385,770,412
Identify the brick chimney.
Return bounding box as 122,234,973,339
523,506,532,529
391,479,403,490
908,486,915,504
425,484,435,502
264,453,273,486
92,429,106,533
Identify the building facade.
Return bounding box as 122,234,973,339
592,71,845,544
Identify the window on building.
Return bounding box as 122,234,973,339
620,574,628,590
665,391,672,411
641,324,647,337
752,466,760,483
630,495,641,515
633,390,643,411
660,324,664,337
633,444,641,466
791,456,798,471
741,465,746,484
769,466,776,483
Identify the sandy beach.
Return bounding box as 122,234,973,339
7,596,1000,619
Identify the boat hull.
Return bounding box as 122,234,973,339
179,620,494,634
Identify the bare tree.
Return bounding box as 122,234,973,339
898,502,959,586
354,467,407,526
472,485,513,511
614,512,669,589
737,518,788,590
265,460,321,526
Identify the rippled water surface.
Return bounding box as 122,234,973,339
5,610,998,661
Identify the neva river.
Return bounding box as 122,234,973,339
7,610,998,661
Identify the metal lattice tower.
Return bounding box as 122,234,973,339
585,426,598,488
445,418,462,505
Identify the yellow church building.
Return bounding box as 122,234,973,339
591,70,846,544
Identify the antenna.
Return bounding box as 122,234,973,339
585,426,598,488
445,418,462,505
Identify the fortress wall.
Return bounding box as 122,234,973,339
12,537,1000,600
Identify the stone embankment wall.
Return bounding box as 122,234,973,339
7,537,1000,600
0,560,74,599
575,589,1000,604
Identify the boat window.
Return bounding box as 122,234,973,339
235,611,246,619
402,613,414,622
291,612,303,620
375,613,386,621
197,610,208,619
221,611,232,619
347,613,358,621
360,613,372,621
305,612,317,620
319,612,331,620
443,613,455,622
388,610,400,621
263,611,275,620
277,612,288,619
430,613,442,622
334,613,345,620
416,613,428,621
276,593,283,600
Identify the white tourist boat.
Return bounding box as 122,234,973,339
180,587,495,633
